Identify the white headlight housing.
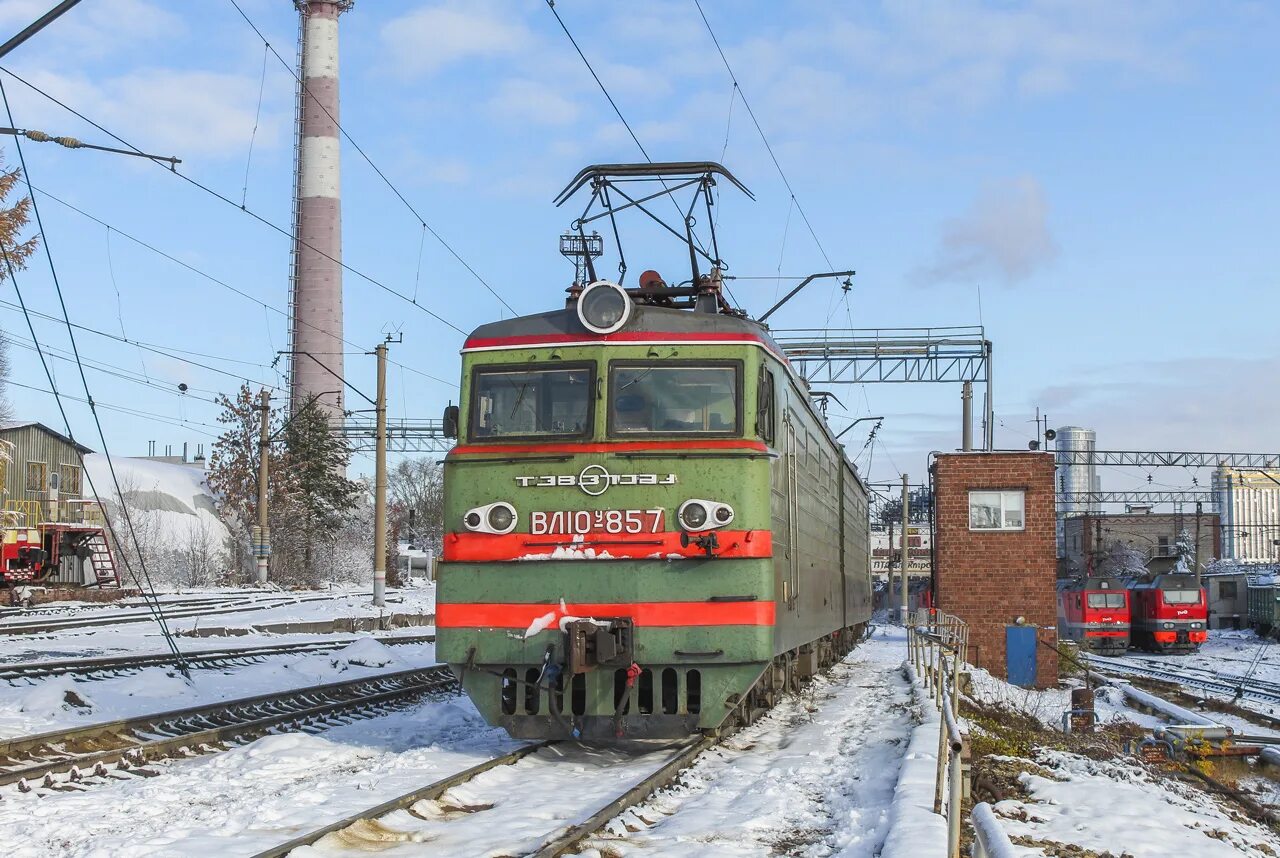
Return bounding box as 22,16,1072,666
577,280,631,334
463,501,518,535
677,499,734,531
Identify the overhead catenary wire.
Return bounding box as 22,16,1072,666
543,0,732,303
224,0,519,317
0,66,468,338
691,0,841,312
6,378,224,436
29,184,454,390
0,82,187,674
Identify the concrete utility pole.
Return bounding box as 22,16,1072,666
289,0,352,420
255,388,271,585
372,339,389,608
961,380,973,452
900,474,910,624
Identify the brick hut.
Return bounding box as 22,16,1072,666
932,451,1058,687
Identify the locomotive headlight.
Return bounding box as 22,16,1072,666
679,501,708,530
677,499,734,531
578,280,631,334
1162,622,1174,630
463,502,518,535
488,503,516,533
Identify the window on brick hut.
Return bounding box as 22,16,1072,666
968,489,1025,531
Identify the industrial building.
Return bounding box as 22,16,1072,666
1213,466,1280,562
1061,509,1221,578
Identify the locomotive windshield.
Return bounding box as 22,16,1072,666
1163,589,1201,604
470,365,592,440
608,363,740,435
1087,593,1125,608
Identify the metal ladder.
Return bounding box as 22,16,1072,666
85,530,120,588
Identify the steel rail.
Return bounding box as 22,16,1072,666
1086,655,1280,705
0,634,436,683
0,591,387,635
0,665,456,791
247,742,552,858
247,736,712,858
531,735,716,857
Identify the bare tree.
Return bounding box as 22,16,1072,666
389,457,445,554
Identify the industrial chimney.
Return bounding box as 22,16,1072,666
288,0,352,420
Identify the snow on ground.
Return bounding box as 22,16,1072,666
0,584,436,664
992,749,1280,857
0,694,518,858
577,627,914,857
0,635,438,739
0,625,917,858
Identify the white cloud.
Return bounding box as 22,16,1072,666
0,0,183,60
381,2,531,77
14,68,286,160
1035,356,1280,454
486,78,579,126
916,176,1058,285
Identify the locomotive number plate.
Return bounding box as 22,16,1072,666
530,509,665,536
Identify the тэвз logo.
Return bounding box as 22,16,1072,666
514,466,677,496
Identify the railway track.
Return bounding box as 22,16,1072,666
0,591,395,636
1086,654,1280,706
0,665,457,793
0,634,436,683
249,735,714,858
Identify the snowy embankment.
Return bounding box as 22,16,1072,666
961,633,1280,856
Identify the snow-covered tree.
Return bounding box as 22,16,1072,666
389,457,444,555
1098,540,1149,579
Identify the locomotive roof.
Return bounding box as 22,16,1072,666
1057,577,1125,591
466,303,782,347
1128,573,1202,590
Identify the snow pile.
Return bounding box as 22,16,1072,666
880,664,950,858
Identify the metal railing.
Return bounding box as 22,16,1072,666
4,499,104,527
971,802,1019,858
907,610,971,858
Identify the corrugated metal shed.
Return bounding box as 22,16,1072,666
0,421,93,504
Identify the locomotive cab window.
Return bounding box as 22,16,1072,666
470,364,593,440
968,489,1024,531
1087,593,1125,609
1163,589,1201,605
608,362,740,435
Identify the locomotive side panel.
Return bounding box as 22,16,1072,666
840,463,872,627
771,368,846,656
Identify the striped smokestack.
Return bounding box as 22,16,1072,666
289,0,351,420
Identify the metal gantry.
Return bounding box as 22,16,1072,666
773,325,994,449
1059,491,1216,506
1053,450,1280,469
338,418,453,454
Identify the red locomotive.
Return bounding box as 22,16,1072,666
1127,574,1207,653
1056,578,1130,655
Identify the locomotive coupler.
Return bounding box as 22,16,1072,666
564,618,634,674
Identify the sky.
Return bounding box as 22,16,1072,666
0,0,1275,496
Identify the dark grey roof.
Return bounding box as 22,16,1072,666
0,421,94,454
467,304,777,345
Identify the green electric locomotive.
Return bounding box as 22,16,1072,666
435,163,872,740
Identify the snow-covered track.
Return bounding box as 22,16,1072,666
0,592,375,635
249,737,714,858
1086,654,1280,705
0,634,436,683
0,665,457,792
